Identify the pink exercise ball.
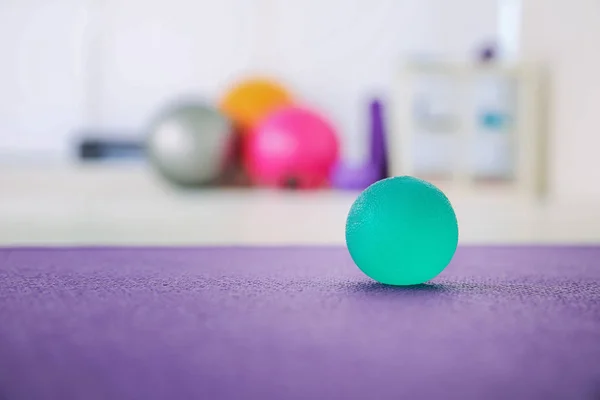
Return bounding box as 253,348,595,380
245,106,340,189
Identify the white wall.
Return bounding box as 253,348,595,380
521,0,600,200
0,0,89,159
0,0,498,163
94,0,256,132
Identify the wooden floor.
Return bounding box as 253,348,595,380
1,164,599,245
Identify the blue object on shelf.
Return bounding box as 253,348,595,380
77,136,145,162
479,112,510,130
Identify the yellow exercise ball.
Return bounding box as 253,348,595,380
220,78,293,133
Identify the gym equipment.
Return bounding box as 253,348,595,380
245,106,339,189
220,78,293,133
146,100,234,187
346,176,458,286
331,98,388,189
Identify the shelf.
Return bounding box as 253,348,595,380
0,165,598,246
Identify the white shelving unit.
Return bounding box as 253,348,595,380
389,60,547,199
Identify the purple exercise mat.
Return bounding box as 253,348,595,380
1,246,599,400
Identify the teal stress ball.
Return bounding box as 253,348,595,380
345,176,458,285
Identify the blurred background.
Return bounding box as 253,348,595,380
1,0,599,246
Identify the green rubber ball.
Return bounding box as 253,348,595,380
345,176,458,286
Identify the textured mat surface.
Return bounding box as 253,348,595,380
1,246,599,400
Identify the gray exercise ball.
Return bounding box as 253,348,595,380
146,100,234,187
